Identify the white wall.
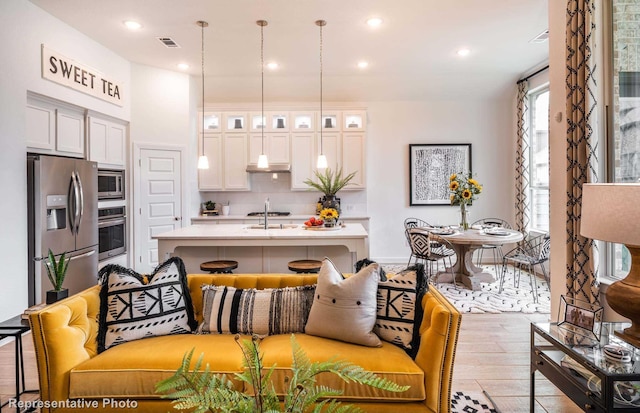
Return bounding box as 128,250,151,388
0,0,130,321
366,99,516,263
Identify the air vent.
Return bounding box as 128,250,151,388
530,30,549,44
157,37,181,48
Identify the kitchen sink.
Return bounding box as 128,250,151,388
246,224,298,230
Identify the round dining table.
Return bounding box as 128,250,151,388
431,227,524,291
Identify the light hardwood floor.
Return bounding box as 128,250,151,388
0,313,582,412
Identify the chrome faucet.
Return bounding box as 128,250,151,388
264,197,270,229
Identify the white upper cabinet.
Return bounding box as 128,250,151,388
199,108,366,192
88,116,126,168
26,96,85,158
26,101,56,151
56,107,85,156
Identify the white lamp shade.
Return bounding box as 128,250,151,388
197,155,209,170
257,154,269,169
581,183,640,247
316,154,328,169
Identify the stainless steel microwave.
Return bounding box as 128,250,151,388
98,169,124,200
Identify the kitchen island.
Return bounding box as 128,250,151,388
153,223,369,273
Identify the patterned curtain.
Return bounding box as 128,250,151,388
566,0,600,305
515,81,530,234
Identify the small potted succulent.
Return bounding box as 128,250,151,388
45,249,69,304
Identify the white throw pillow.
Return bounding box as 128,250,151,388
305,258,381,347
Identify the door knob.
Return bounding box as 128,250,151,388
174,217,182,221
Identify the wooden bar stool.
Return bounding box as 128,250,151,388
287,259,322,274
200,260,238,274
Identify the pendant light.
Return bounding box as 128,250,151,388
316,20,328,170
256,20,269,169
197,20,210,170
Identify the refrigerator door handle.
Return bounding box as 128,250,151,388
68,172,77,234
76,170,84,235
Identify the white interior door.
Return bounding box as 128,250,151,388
137,148,183,273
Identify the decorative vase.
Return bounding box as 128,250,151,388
234,119,242,129
324,219,336,228
322,195,341,214
276,118,285,128
324,118,333,128
459,203,470,230
46,288,68,304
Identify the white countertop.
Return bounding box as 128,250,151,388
191,215,370,222
153,223,368,240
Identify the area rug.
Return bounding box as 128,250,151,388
451,391,499,413
383,264,550,314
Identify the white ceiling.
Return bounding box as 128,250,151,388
29,0,549,102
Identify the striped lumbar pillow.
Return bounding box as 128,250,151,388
97,257,197,352
199,284,316,335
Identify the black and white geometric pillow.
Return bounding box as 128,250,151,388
97,257,197,352
374,264,427,357
199,284,316,336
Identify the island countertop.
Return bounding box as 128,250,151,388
153,224,369,273
154,223,368,240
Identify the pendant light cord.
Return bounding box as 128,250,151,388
261,22,265,155
200,21,206,157
319,21,323,156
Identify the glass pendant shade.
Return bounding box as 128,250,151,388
197,155,209,170
316,154,328,169
257,154,269,169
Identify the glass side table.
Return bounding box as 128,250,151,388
0,315,38,412
532,322,640,412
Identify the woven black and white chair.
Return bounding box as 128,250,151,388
471,217,512,276
404,218,431,266
499,232,550,303
406,228,457,288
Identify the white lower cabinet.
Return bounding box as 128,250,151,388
88,116,126,168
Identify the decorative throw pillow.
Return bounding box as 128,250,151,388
198,284,316,335
305,258,381,347
375,264,427,357
97,257,197,352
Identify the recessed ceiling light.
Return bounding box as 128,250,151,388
366,17,383,27
457,48,471,57
123,20,142,30
177,63,189,70
357,61,369,69
267,62,279,70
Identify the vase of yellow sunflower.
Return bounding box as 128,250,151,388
320,207,339,227
449,173,483,230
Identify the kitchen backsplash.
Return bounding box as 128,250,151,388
199,173,367,216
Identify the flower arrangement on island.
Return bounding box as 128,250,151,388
449,173,482,230
319,207,339,227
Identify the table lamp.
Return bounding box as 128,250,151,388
581,183,640,346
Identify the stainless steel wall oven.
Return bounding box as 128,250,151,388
98,206,126,261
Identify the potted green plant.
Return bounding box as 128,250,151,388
156,335,408,413
205,201,216,211
304,167,357,213
44,249,69,304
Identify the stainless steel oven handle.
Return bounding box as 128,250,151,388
98,217,126,228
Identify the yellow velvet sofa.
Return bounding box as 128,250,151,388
29,274,461,413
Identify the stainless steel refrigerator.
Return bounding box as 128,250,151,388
27,154,99,306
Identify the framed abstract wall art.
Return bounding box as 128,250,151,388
409,143,472,206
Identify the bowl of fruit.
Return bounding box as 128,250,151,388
304,216,324,228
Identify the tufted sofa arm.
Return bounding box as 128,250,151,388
29,285,101,404
415,287,462,413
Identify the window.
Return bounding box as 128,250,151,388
528,86,550,232
607,0,640,278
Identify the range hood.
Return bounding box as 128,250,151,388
246,164,291,173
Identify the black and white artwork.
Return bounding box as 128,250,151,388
409,144,472,206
